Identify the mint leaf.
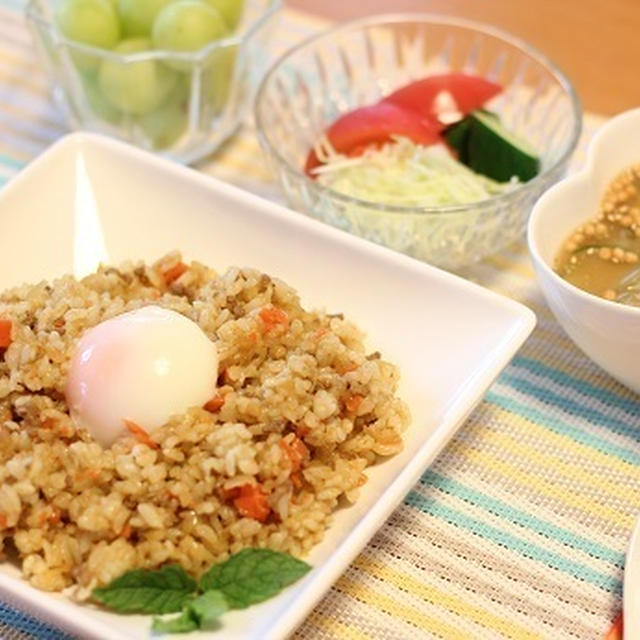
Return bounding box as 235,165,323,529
199,548,311,609
151,591,228,635
93,565,197,614
188,590,229,626
152,610,199,634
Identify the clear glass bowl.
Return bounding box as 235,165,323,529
26,0,280,164
255,14,582,270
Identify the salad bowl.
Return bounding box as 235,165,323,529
255,13,582,270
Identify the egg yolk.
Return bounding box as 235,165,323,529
65,305,219,447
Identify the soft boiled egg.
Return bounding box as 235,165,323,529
66,305,219,447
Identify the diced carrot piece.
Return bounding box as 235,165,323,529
337,362,358,375
123,419,159,449
74,469,98,483
345,394,364,413
605,612,623,640
203,395,225,413
295,424,311,438
40,508,62,526
0,514,6,529
39,507,62,526
60,424,73,438
162,261,188,285
233,484,271,522
40,418,57,430
280,436,310,473
0,320,12,348
259,307,289,332
42,417,73,438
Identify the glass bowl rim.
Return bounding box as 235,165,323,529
254,12,583,217
25,0,281,64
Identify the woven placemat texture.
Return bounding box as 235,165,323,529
1,1,637,638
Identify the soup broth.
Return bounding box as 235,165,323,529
554,163,640,305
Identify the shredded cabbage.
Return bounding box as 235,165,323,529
313,136,517,206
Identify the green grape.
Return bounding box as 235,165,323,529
55,0,121,71
98,38,177,114
201,0,244,30
82,72,122,123
152,0,229,70
138,84,189,149
55,0,120,47
201,44,237,115
117,0,176,36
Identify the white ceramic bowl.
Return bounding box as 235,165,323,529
528,108,640,394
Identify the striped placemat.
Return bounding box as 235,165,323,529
1,2,638,639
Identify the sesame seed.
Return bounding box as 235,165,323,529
599,247,612,260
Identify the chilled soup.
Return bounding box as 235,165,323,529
554,162,640,306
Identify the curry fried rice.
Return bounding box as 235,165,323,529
0,253,409,598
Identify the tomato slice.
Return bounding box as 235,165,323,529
383,73,502,125
305,102,441,176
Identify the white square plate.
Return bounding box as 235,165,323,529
0,133,535,639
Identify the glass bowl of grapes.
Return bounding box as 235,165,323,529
26,0,280,164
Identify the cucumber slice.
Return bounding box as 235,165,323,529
466,110,539,182
443,118,471,163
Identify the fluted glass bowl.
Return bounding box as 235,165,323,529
255,14,582,270
26,0,280,164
